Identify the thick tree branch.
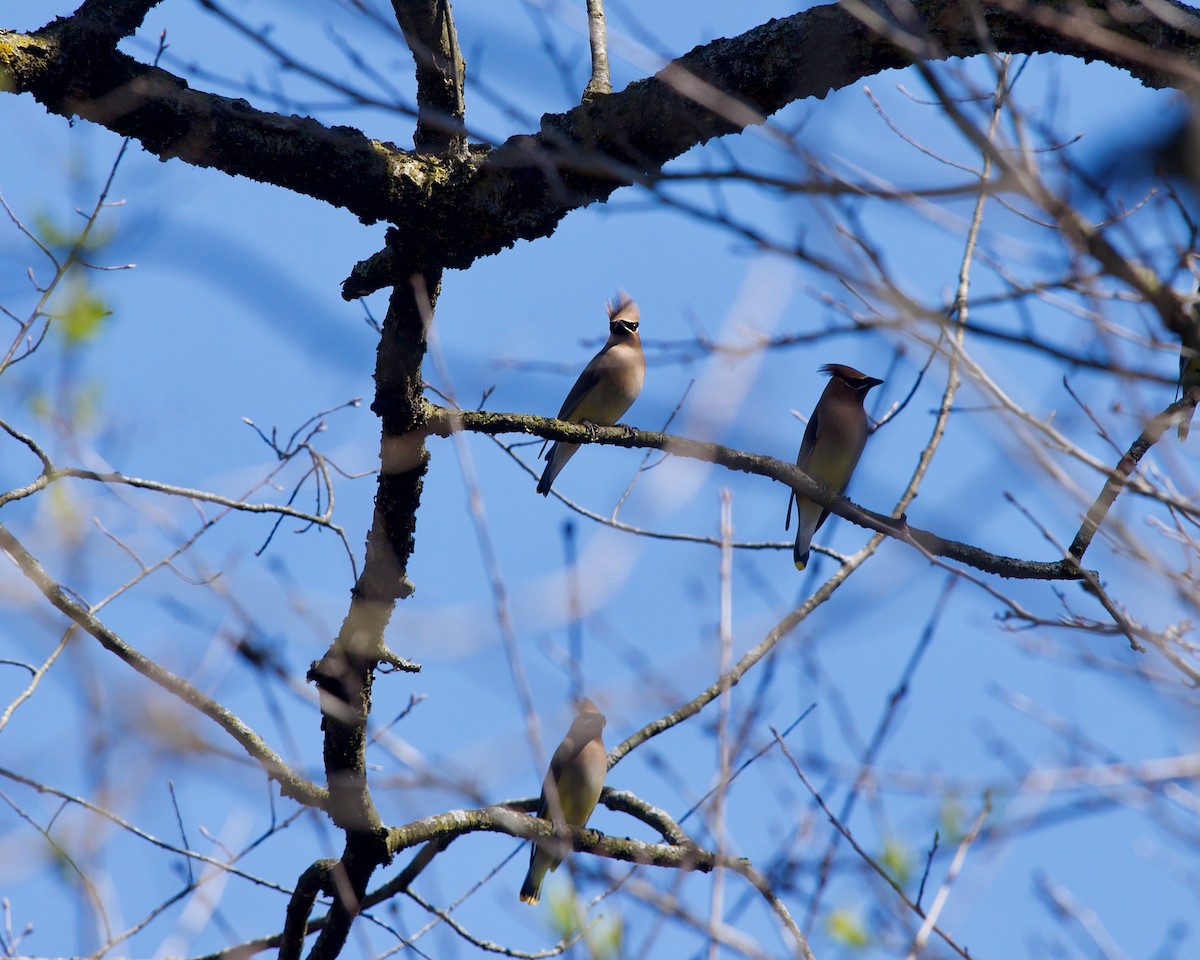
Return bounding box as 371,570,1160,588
344,0,1200,291
423,404,1090,581
305,833,389,960
2,12,428,227
62,0,163,39
279,859,336,960
302,278,437,956
6,3,1200,289
392,0,467,154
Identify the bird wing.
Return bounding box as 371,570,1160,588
538,709,607,818
787,407,821,530
536,730,584,818
796,406,820,469
554,348,610,422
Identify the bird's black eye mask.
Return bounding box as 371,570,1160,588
612,320,639,334
845,375,883,392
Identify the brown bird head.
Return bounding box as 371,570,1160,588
572,697,607,738
576,696,603,715
607,292,640,337
820,363,883,403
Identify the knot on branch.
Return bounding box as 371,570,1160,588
308,650,374,704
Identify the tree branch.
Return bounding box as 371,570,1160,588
1,17,431,225
63,0,164,39
382,804,811,957
344,0,1200,290
279,860,336,960
301,279,437,956
1069,395,1194,560
392,0,467,154
7,3,1200,288
423,404,1090,581
583,0,611,102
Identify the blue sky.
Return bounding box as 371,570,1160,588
2,2,1197,959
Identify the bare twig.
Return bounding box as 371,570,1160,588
707,490,735,960
0,629,71,733
1068,398,1191,561
904,798,990,960
0,523,328,808
583,0,612,101
773,732,974,960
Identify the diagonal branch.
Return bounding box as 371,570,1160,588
0,521,328,808
7,3,1200,283
1068,396,1194,560
583,0,611,102
392,0,467,154
66,0,163,39
345,0,1200,290
424,404,1089,581
382,804,812,956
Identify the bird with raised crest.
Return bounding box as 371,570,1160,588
786,363,883,570
519,698,607,905
537,293,645,496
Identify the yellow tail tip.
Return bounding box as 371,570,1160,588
519,892,539,905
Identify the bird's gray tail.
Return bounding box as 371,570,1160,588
536,444,559,496
793,531,811,571
537,441,578,496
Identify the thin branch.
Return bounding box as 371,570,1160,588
0,629,71,733
404,887,585,957
773,731,974,960
904,798,990,960
0,766,295,895
1,459,347,530
707,491,735,960
804,577,956,926
608,535,880,770
1068,397,1192,561
583,0,611,101
0,523,328,808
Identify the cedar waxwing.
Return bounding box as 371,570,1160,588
519,698,607,905
537,294,645,496
786,363,883,570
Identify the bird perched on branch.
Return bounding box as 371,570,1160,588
519,698,607,905
787,363,883,570
537,293,644,496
